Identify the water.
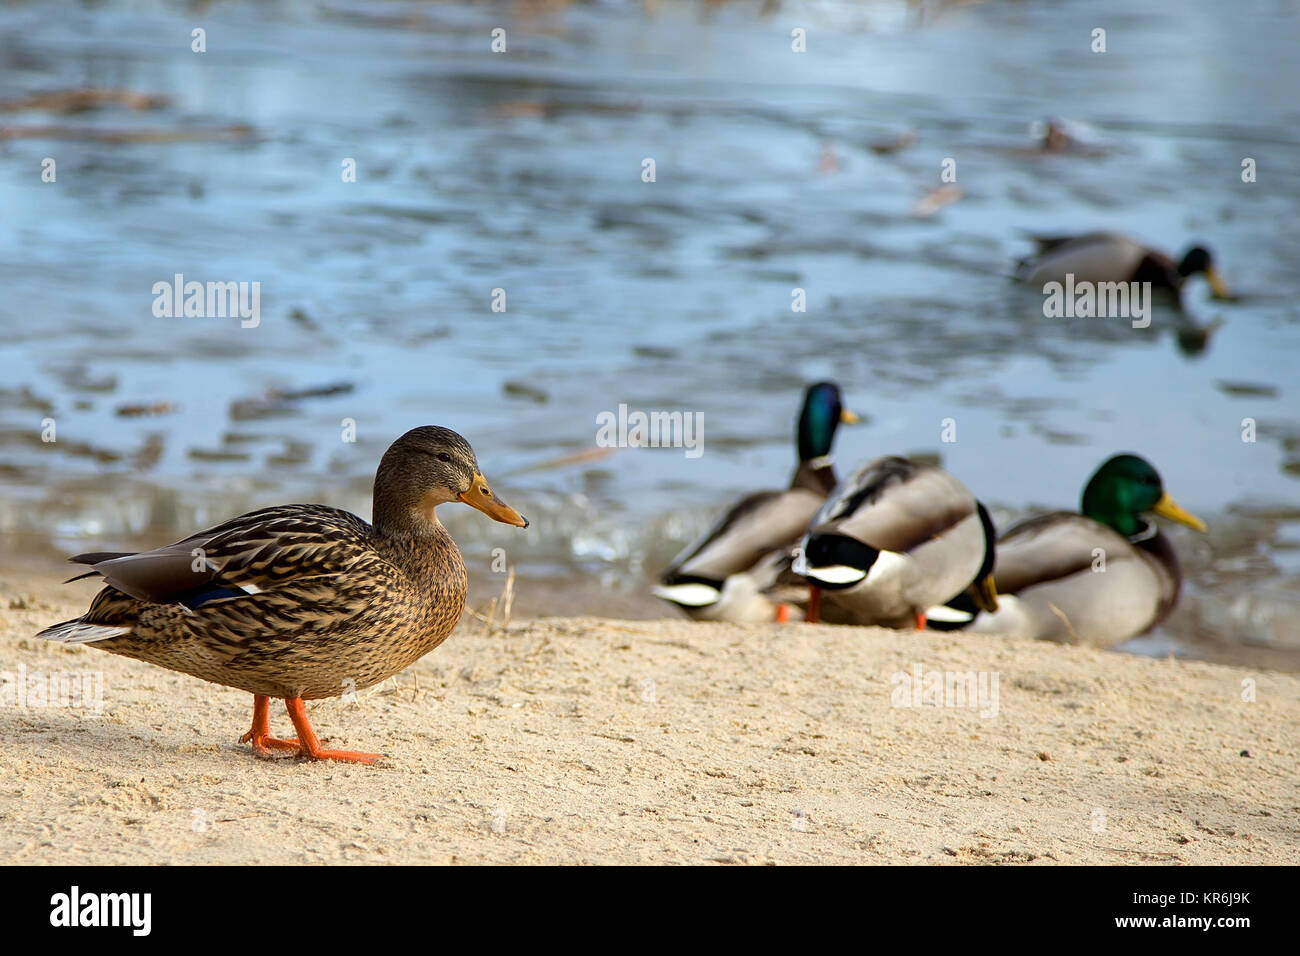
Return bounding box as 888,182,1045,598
2,0,1298,665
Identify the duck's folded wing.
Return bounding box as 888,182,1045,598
990,512,1130,594
815,457,975,554
71,505,376,607
1024,233,1084,253
1019,233,1148,284
663,488,822,584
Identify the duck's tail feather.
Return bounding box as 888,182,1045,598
34,619,131,644
63,551,137,585
70,551,135,566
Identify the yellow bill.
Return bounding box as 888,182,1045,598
459,472,529,527
1152,492,1207,532
1205,266,1231,301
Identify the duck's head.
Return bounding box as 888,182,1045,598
797,382,860,463
1038,119,1070,152
1177,245,1230,300
1081,454,1205,539
375,425,528,531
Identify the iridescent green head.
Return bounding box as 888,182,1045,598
796,382,859,462
1081,454,1206,538
1177,245,1230,299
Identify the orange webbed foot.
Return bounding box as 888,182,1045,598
241,694,381,763
239,729,303,757
284,697,383,765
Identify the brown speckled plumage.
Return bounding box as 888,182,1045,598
76,505,469,699
36,425,528,762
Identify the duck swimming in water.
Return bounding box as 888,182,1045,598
1015,232,1230,304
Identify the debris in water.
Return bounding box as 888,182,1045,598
116,401,178,418
503,381,549,404
0,88,171,113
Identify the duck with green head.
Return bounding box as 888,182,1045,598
1015,232,1231,305
654,382,860,622
929,454,1206,647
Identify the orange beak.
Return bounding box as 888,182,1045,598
459,472,528,528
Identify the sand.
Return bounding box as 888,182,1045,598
1,568,1296,865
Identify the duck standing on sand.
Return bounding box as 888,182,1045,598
930,454,1205,647
653,382,859,622
1015,232,1231,304
36,426,528,764
793,456,998,630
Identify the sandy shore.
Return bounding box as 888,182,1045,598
1,569,1296,865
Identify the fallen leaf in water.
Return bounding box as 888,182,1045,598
503,381,549,403
0,88,171,114
269,382,354,402
869,130,916,155
818,145,840,174
188,448,252,463
230,382,354,420
116,401,178,418
1215,379,1277,398
913,185,963,217
132,434,165,471
0,124,256,144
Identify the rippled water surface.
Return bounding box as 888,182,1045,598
2,0,1299,665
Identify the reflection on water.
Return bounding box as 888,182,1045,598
1,0,1298,666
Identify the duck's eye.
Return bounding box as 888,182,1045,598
436,452,452,463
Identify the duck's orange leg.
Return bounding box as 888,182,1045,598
284,697,382,764
914,611,927,631
806,585,822,624
239,694,302,756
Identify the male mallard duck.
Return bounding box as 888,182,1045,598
1015,232,1230,302
793,456,997,629
653,382,859,622
35,426,527,764
930,454,1205,647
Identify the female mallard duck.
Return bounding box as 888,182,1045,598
930,454,1205,647
36,426,528,764
793,456,997,629
1015,232,1230,302
653,382,859,622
